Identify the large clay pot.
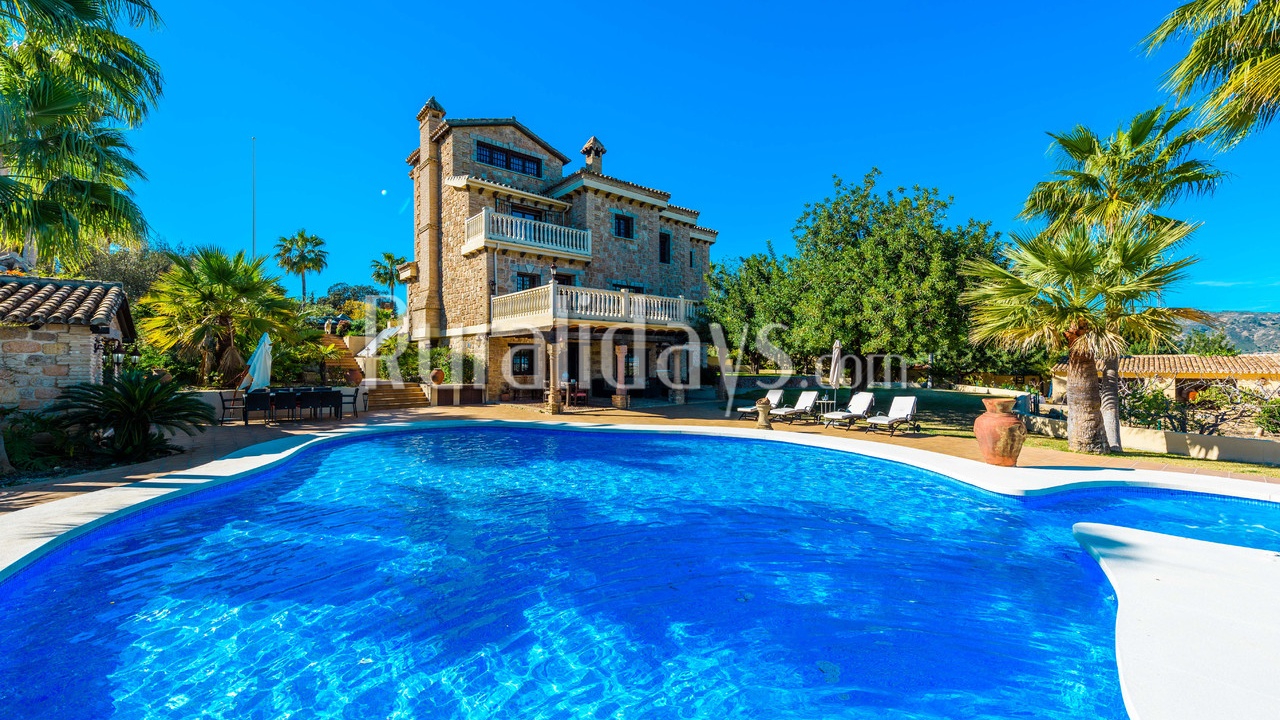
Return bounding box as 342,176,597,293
974,397,1027,467
429,368,445,385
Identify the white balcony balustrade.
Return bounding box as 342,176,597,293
490,283,700,333
463,208,591,259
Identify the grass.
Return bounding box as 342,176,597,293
730,383,1280,478
1022,435,1280,479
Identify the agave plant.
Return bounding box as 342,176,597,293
47,370,215,461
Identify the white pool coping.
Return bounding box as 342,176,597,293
2,418,1279,719
1075,523,1280,720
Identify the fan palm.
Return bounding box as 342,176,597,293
371,251,406,304
139,247,296,386
963,217,1206,454
0,0,162,268
1145,0,1280,146
274,229,328,306
1021,106,1222,450
46,369,214,461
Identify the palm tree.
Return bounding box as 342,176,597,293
1020,106,1222,449
139,247,296,386
1145,0,1280,146
274,229,328,307
963,217,1206,454
370,251,406,306
47,369,214,461
0,1,162,268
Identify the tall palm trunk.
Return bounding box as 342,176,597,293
1067,349,1110,454
1098,356,1123,451
299,271,306,308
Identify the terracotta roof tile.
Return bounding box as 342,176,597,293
1051,354,1280,378
0,276,135,339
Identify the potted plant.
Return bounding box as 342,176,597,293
499,382,512,402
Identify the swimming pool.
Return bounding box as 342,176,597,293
3,426,1279,719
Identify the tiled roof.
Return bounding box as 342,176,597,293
405,147,421,166
666,204,700,219
1051,354,1280,378
0,276,135,340
548,169,673,202
691,225,719,238
444,174,569,207
428,117,572,163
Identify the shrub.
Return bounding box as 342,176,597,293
377,344,476,384
1258,400,1280,436
47,371,216,461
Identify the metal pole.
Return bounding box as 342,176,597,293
251,136,257,257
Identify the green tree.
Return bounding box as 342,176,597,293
0,0,162,268
703,249,795,372
788,171,998,378
1145,0,1280,145
325,282,382,306
274,229,328,307
370,252,406,304
47,370,214,461
963,218,1206,454
1021,106,1222,450
138,247,296,386
49,241,180,299
1181,328,1240,356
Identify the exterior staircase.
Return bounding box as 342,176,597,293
321,333,364,385
363,382,431,411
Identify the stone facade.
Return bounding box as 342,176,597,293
402,97,716,403
0,276,135,412
0,325,100,411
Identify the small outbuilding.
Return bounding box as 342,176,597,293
0,275,136,411
1050,354,1280,402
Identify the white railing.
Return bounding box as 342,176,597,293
465,207,591,257
490,284,552,321
491,284,700,328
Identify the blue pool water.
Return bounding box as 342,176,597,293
4,428,1280,719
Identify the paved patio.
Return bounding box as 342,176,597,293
2,399,1276,514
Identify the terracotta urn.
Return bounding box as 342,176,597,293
755,397,774,430
429,368,445,385
974,397,1026,467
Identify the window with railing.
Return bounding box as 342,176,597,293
554,273,575,286
476,141,542,178
509,205,543,221
613,283,644,293
515,272,541,291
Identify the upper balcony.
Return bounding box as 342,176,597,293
462,207,591,261
490,284,699,334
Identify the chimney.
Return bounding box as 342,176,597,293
581,136,606,175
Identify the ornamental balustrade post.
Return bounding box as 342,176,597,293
619,288,630,322
612,344,630,409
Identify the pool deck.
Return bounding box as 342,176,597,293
3,403,1280,720
3,400,1275,514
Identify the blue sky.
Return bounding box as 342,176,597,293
127,1,1279,312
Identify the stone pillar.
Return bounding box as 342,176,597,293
612,344,629,409
671,347,686,405
546,342,562,414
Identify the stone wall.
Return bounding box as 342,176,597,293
445,127,565,193
0,325,99,411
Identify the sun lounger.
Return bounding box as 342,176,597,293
771,390,819,424
822,391,875,430
737,388,785,419
864,396,920,436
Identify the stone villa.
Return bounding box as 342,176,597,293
399,97,716,404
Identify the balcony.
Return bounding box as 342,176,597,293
463,207,591,260
490,284,700,334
